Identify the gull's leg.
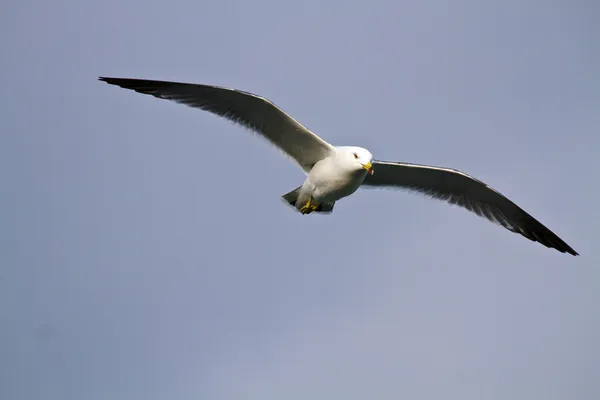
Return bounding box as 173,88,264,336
299,198,319,215
299,198,313,214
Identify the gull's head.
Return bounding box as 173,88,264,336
337,146,374,175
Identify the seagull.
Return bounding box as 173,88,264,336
98,77,578,256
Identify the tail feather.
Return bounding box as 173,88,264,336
281,186,335,214
282,186,302,207
314,202,335,213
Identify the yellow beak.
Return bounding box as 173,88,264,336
363,161,373,175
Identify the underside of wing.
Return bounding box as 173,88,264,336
98,77,334,172
362,160,578,256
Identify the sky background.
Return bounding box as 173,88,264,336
2,1,599,399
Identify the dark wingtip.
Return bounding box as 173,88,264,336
544,235,578,256
551,240,578,256
98,76,121,85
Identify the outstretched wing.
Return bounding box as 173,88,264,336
99,77,334,172
362,160,578,255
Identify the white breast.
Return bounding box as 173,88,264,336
307,156,368,202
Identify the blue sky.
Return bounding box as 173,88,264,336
2,1,599,399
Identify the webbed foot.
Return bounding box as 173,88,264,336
299,198,319,215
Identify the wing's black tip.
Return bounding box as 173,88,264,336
98,76,123,87
98,76,128,86
561,248,579,256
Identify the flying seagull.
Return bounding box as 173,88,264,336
98,77,578,256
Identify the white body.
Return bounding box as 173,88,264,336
296,146,372,208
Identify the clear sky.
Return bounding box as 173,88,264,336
2,1,599,399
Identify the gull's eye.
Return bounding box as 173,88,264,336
353,153,359,159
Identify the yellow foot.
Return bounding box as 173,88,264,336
300,199,319,215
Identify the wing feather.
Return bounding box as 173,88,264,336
362,160,577,255
98,77,334,172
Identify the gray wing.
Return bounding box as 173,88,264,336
362,160,578,256
98,77,334,172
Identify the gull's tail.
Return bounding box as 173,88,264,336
281,186,335,214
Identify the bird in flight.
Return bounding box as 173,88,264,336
98,77,578,256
